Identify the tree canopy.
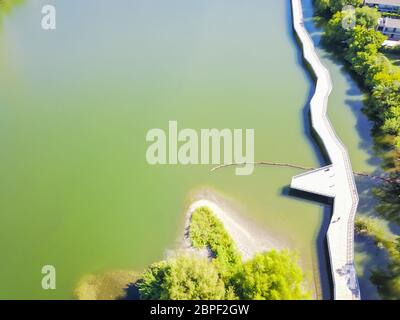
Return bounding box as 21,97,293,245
318,1,400,150
234,250,309,300
190,206,242,281
138,207,310,300
317,0,400,300
138,255,227,300
315,0,363,15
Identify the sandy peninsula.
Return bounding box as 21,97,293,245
181,190,289,261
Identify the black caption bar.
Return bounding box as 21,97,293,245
2,300,399,319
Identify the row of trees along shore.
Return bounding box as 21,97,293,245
315,0,400,151
315,0,400,227
314,0,400,299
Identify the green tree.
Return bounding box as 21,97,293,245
375,171,400,224
383,106,400,135
329,0,363,14
234,250,310,300
365,54,392,88
138,207,310,300
138,255,227,300
355,6,381,28
190,207,242,281
323,5,382,50
345,26,385,62
325,11,352,45
315,0,332,15
345,26,386,77
137,260,169,300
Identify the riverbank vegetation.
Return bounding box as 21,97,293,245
355,217,400,298
189,206,242,283
138,255,229,300
314,0,400,222
315,1,400,151
0,0,24,22
314,0,400,299
315,1,400,228
76,207,310,300
138,207,310,300
314,0,400,181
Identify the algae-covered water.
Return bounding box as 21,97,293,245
0,0,387,299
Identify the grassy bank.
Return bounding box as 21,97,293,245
355,216,400,298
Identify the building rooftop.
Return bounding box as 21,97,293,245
380,17,400,28
383,39,400,46
365,0,400,6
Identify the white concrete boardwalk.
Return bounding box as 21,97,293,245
290,0,360,300
291,165,336,198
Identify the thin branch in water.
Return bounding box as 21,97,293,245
210,162,399,185
210,161,315,172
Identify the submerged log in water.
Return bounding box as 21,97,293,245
211,161,399,185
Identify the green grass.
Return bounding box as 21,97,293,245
355,216,399,260
355,216,400,299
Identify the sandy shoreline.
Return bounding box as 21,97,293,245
181,192,288,261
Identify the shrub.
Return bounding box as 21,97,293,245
190,206,242,281
315,0,363,15
233,250,311,300
318,1,400,152
138,255,227,300
137,206,310,300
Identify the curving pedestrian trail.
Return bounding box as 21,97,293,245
290,0,360,300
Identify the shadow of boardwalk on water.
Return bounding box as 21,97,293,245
283,0,334,300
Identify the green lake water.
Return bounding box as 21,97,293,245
0,0,392,299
